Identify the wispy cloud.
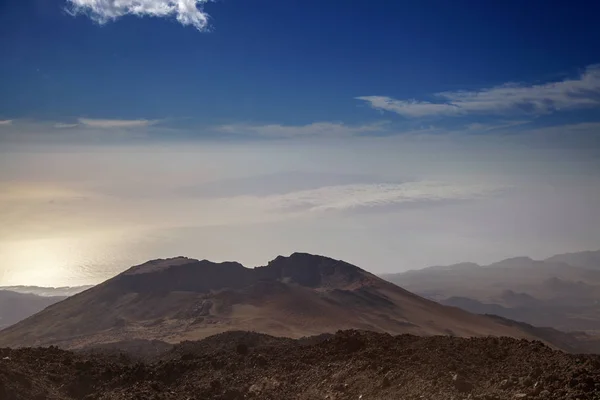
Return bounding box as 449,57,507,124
66,0,212,31
357,99,461,118
357,64,600,118
242,181,504,213
54,123,79,129
77,118,158,128
218,122,388,138
0,120,13,126
523,122,600,146
465,120,530,132
0,118,159,144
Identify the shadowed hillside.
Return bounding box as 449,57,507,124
0,290,66,330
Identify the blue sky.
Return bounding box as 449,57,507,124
1,1,600,285
1,0,600,138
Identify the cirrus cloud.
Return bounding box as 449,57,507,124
78,118,159,128
54,123,79,129
218,121,389,138
357,64,600,118
66,0,212,31
239,181,505,213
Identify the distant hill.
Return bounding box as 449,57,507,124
382,250,600,333
545,250,600,270
0,290,66,330
0,285,93,297
0,253,578,350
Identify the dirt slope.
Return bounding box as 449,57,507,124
0,253,579,349
2,330,600,400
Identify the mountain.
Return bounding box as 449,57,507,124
545,250,600,270
0,285,93,297
382,250,600,333
0,253,572,350
0,290,66,330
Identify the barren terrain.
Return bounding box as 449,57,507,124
2,330,600,400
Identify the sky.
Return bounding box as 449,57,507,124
0,0,599,286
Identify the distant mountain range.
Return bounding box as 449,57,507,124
0,285,93,297
1,252,590,352
0,286,92,330
382,250,600,334
0,290,67,330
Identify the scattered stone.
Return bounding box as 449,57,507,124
531,381,543,395
500,379,511,389
520,376,533,386
248,383,262,394
333,383,349,392
1,330,599,400
453,373,474,393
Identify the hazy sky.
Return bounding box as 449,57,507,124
1,0,599,286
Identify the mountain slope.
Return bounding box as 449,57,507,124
382,250,600,333
0,290,66,330
545,250,600,270
0,253,577,349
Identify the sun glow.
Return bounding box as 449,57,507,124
0,238,83,286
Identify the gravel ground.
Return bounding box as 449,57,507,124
1,330,600,400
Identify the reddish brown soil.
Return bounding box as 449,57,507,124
2,330,600,400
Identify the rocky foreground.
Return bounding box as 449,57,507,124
1,330,600,400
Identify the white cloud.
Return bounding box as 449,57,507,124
356,97,462,117
0,120,13,126
78,118,158,128
218,122,388,138
54,123,79,129
357,64,600,118
241,181,503,213
465,120,530,132
66,0,211,31
0,119,158,144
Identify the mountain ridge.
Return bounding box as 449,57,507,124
0,252,568,350
383,250,600,335
0,290,66,330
